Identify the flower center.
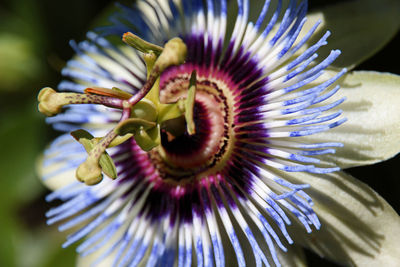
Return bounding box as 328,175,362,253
148,64,237,182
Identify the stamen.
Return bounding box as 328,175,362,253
75,129,119,185
38,87,125,116
126,38,188,106
84,87,133,99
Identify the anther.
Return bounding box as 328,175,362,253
127,38,187,106
38,87,66,116
38,87,125,117
75,130,119,185
72,129,118,185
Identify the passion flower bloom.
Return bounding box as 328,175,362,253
38,0,400,266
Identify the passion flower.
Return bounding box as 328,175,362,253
38,0,399,266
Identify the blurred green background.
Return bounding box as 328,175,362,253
0,0,398,266
0,0,111,266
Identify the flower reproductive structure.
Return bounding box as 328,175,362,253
38,0,349,266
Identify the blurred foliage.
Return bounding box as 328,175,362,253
0,0,43,92
0,0,398,266
0,0,110,265
0,33,42,91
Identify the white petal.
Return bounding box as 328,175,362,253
283,170,400,266
301,71,400,169
276,245,307,267
302,0,400,69
37,134,81,191
77,253,114,267
37,156,77,191
76,236,119,267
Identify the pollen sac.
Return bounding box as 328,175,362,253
84,87,132,100
154,38,187,73
71,129,117,182
38,87,63,116
76,160,103,185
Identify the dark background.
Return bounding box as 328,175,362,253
0,0,398,266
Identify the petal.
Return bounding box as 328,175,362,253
303,0,400,69
38,134,82,191
301,71,400,169
283,170,400,266
77,254,113,267
276,245,307,267
76,223,309,267
76,239,119,267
